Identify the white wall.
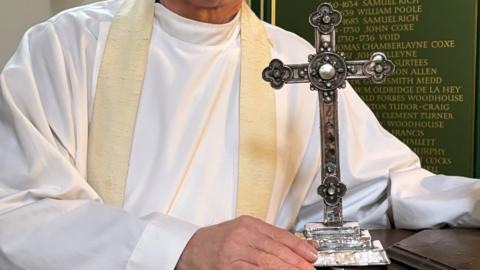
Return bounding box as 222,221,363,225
0,0,99,69
51,0,98,14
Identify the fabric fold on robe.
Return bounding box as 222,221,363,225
288,84,480,231
0,1,479,270
0,2,197,270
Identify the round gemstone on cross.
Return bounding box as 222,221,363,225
373,54,385,64
319,64,336,80
375,65,384,73
322,15,331,24
308,52,347,91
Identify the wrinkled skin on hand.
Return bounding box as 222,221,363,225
176,216,318,270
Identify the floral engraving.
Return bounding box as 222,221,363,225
309,3,342,34
317,176,347,206
262,59,293,89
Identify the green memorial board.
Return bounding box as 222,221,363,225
270,0,478,177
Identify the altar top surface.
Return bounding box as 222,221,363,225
331,229,480,270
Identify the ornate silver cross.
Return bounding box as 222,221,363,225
262,3,394,226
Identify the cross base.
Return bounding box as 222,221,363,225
302,222,390,267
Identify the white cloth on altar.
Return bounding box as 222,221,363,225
0,1,479,269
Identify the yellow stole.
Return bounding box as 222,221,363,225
88,0,276,221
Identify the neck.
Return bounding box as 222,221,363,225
158,0,242,24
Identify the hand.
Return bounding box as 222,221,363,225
176,215,318,270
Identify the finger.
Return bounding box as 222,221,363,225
307,240,318,250
253,234,315,270
256,222,318,263
243,247,302,270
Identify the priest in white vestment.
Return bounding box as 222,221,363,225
0,0,479,269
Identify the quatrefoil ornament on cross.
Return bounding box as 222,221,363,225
309,3,342,34
317,176,347,206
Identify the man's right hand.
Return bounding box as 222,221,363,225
176,215,318,270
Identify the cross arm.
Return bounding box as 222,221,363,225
262,59,310,89
309,3,342,54
346,52,395,83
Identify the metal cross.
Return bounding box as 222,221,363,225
262,3,394,226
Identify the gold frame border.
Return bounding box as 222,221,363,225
260,0,265,21
471,0,478,176
271,0,276,25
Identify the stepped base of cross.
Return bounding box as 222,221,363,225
300,222,390,267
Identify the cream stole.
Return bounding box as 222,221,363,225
88,0,276,221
